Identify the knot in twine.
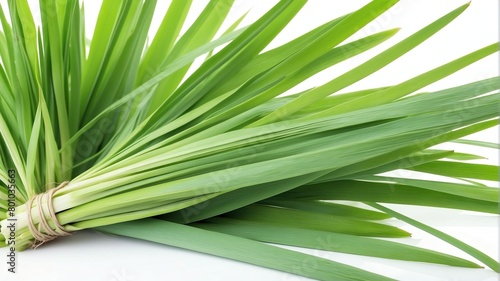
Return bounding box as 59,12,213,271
26,181,71,249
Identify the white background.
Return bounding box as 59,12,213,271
0,1,498,280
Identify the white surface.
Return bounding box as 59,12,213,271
1,1,499,280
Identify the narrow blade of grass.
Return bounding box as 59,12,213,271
368,203,499,272
196,217,482,269
97,218,395,281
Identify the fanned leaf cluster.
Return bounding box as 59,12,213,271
0,1,498,280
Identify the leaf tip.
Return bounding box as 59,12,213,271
392,27,402,34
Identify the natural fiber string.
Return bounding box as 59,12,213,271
26,181,72,248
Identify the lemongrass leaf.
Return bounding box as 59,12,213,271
452,139,499,149
444,152,487,161
137,0,192,84
79,0,124,117
408,161,498,181
98,218,395,281
146,0,235,114
66,26,247,146
279,180,498,214
222,204,410,237
252,2,471,125
368,203,499,272
197,217,482,269
261,199,391,220
363,175,498,202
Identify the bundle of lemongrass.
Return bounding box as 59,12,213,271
0,0,498,280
